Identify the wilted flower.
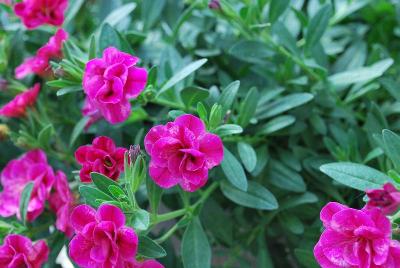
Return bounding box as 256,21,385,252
144,114,224,192
314,202,393,268
0,149,55,221
82,47,148,125
14,0,68,29
49,171,75,237
16,29,68,79
0,83,40,118
69,204,139,268
0,234,49,268
75,136,127,182
365,182,400,215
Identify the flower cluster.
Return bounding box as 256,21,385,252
75,136,127,183
82,47,148,125
145,114,224,192
16,29,68,79
315,183,400,268
14,0,68,29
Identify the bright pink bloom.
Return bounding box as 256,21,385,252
0,149,55,221
314,202,392,268
0,83,40,118
126,259,165,268
0,234,49,268
75,136,127,183
16,29,68,79
365,183,400,215
384,241,400,267
144,114,224,192
82,47,147,124
69,204,139,268
14,0,68,29
49,171,75,237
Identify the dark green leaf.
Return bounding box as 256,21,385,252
269,0,290,23
305,4,332,51
19,182,34,225
79,185,114,208
221,147,248,191
237,87,259,127
138,236,167,258
237,142,257,172
181,86,209,108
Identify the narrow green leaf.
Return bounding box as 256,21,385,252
138,236,167,258
269,161,306,192
99,23,121,52
19,182,34,225
269,0,290,23
320,162,392,191
142,0,166,30
382,129,400,169
89,35,96,60
182,217,211,268
221,147,248,191
157,59,208,96
79,185,114,208
237,142,257,172
38,124,53,148
229,41,273,64
218,80,240,114
56,86,82,96
91,172,121,196
259,115,296,135
305,4,332,51
102,3,136,27
69,117,90,146
237,87,259,127
220,181,278,210
181,86,209,108
146,176,163,214
214,124,243,137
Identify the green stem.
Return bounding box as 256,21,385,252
153,208,187,224
154,217,185,244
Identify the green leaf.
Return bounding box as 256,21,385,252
209,104,223,130
131,209,150,231
79,185,114,208
221,147,248,191
64,0,85,26
90,172,122,195
157,59,208,96
257,93,314,119
237,87,259,127
181,86,209,108
19,182,34,225
102,3,136,27
328,58,394,87
218,80,240,115
56,86,82,96
38,124,53,148
269,161,306,192
269,0,290,23
237,142,257,172
279,192,318,211
108,185,127,200
214,124,243,137
197,102,208,123
220,181,278,210
380,78,400,101
279,213,304,234
273,21,300,56
305,4,332,51
382,129,400,169
320,162,392,191
142,0,166,30
259,115,296,135
229,41,273,64
146,176,163,214
182,217,211,268
69,117,90,146
88,35,97,60
99,23,121,52
138,236,167,258
294,249,320,268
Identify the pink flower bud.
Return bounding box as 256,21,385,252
365,182,400,215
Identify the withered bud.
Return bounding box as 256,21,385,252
129,144,141,164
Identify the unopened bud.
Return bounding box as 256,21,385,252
208,0,221,10
129,144,141,164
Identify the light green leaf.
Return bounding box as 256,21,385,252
102,3,136,27
132,209,150,231
19,182,34,225
320,162,392,191
142,0,166,30
306,4,332,51
220,181,278,210
56,86,82,96
214,124,243,137
70,117,90,146
259,115,296,135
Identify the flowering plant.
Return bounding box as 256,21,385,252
1,0,400,267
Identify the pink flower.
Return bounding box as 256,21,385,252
14,0,68,29
82,47,148,124
384,241,400,267
0,234,49,268
75,136,127,183
144,114,224,192
314,202,393,268
0,149,55,221
16,29,68,79
49,171,75,237
0,83,40,118
69,204,139,268
126,259,165,268
365,183,400,215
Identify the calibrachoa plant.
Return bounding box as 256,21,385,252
2,0,400,267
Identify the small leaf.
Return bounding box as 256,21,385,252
237,87,259,127
91,172,121,196
181,86,209,108
237,142,257,172
320,162,392,191
305,4,332,51
99,23,121,52
19,182,34,225
88,35,96,60
382,129,400,169
218,81,240,114
214,124,243,137
141,0,166,30
182,217,211,268
79,185,114,208
197,102,208,123
221,147,248,191
259,115,296,135
269,161,306,192
157,59,208,96
102,3,136,27
38,124,53,148
56,86,82,96
131,209,150,231
69,117,90,146
108,185,127,200
269,0,290,23
220,181,278,210
138,236,167,258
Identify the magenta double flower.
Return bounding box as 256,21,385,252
69,204,139,268
16,29,68,79
145,114,224,192
0,234,49,268
14,0,68,29
365,183,400,215
0,83,40,118
75,136,127,182
0,149,55,221
314,202,400,267
82,47,148,125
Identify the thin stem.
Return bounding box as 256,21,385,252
154,217,186,244
153,208,187,225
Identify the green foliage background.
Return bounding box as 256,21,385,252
1,0,400,267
